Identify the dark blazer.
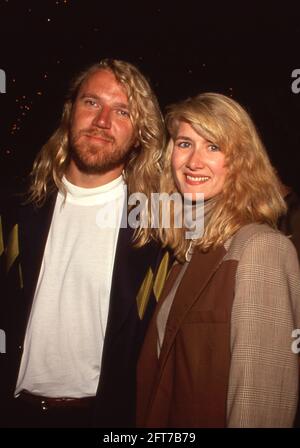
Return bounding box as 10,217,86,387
1,190,168,427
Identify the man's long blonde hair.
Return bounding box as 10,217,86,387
159,93,286,261
27,59,165,244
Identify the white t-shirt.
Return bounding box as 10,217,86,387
15,175,126,397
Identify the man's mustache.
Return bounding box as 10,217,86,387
77,128,115,143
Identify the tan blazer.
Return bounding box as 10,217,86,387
137,224,300,428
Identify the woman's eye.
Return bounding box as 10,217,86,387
177,141,191,149
208,144,220,151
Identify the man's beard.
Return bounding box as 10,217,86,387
69,128,134,175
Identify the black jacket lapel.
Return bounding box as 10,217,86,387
95,222,163,427
105,224,161,338
18,192,57,328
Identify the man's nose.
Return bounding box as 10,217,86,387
186,149,205,170
92,106,112,129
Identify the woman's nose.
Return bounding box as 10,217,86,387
186,149,205,170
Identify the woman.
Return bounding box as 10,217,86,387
137,93,300,428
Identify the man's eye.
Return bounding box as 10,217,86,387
177,141,191,149
117,109,130,117
84,99,97,107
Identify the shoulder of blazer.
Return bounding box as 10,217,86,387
223,223,282,262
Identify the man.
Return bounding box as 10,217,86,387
0,59,168,427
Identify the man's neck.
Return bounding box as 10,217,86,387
65,161,124,188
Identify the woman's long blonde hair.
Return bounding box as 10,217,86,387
159,93,286,261
27,59,165,244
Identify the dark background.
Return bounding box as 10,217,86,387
0,0,300,194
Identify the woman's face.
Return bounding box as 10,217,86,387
171,121,227,200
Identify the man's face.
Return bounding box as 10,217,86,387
69,69,136,175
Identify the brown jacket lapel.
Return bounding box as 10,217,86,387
157,245,227,373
